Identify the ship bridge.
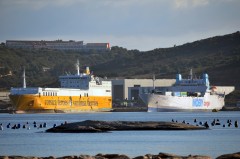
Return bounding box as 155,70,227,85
59,74,91,89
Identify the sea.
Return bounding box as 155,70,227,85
0,111,240,158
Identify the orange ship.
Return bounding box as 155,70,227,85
9,61,112,113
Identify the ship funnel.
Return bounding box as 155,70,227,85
86,67,90,75
22,68,26,88
203,73,210,90
176,74,182,83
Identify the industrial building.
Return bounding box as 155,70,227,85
111,79,176,101
6,40,110,52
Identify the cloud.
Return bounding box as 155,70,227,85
0,0,168,11
174,0,209,9
0,0,84,10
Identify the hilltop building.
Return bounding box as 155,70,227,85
6,40,110,52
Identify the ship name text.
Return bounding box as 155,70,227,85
44,100,98,106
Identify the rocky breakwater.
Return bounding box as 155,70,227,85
1,152,240,159
46,120,207,133
0,152,212,159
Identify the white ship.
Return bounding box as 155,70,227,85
139,70,235,112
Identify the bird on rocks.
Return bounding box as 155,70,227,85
235,120,238,128
204,122,209,129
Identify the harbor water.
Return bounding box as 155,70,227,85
0,111,240,158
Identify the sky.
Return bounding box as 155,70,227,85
0,0,240,51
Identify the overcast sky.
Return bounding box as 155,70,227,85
0,0,239,51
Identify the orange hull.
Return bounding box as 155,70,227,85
9,94,112,113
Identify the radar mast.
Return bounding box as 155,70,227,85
76,60,80,75
23,67,26,88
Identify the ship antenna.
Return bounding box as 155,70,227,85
23,67,26,88
189,68,193,80
76,60,80,75
152,74,156,90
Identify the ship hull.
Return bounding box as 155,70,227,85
139,93,225,112
9,94,112,113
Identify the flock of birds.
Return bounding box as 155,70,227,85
0,121,68,131
171,118,239,129
0,119,239,131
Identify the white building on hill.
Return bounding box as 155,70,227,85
6,40,110,52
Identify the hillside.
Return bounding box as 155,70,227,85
0,31,240,92
93,31,240,88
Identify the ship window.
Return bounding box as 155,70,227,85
134,85,140,87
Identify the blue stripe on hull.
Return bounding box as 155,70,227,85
148,107,213,112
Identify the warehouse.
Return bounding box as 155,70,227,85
111,79,176,101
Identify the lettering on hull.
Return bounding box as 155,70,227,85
45,100,57,105
44,100,98,106
192,99,203,107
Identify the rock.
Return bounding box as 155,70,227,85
154,153,211,159
78,155,95,159
58,156,79,159
158,152,182,158
95,154,130,159
94,154,106,159
133,154,153,159
184,155,211,159
43,156,56,159
6,156,26,159
46,120,207,133
132,156,147,159
216,152,240,159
